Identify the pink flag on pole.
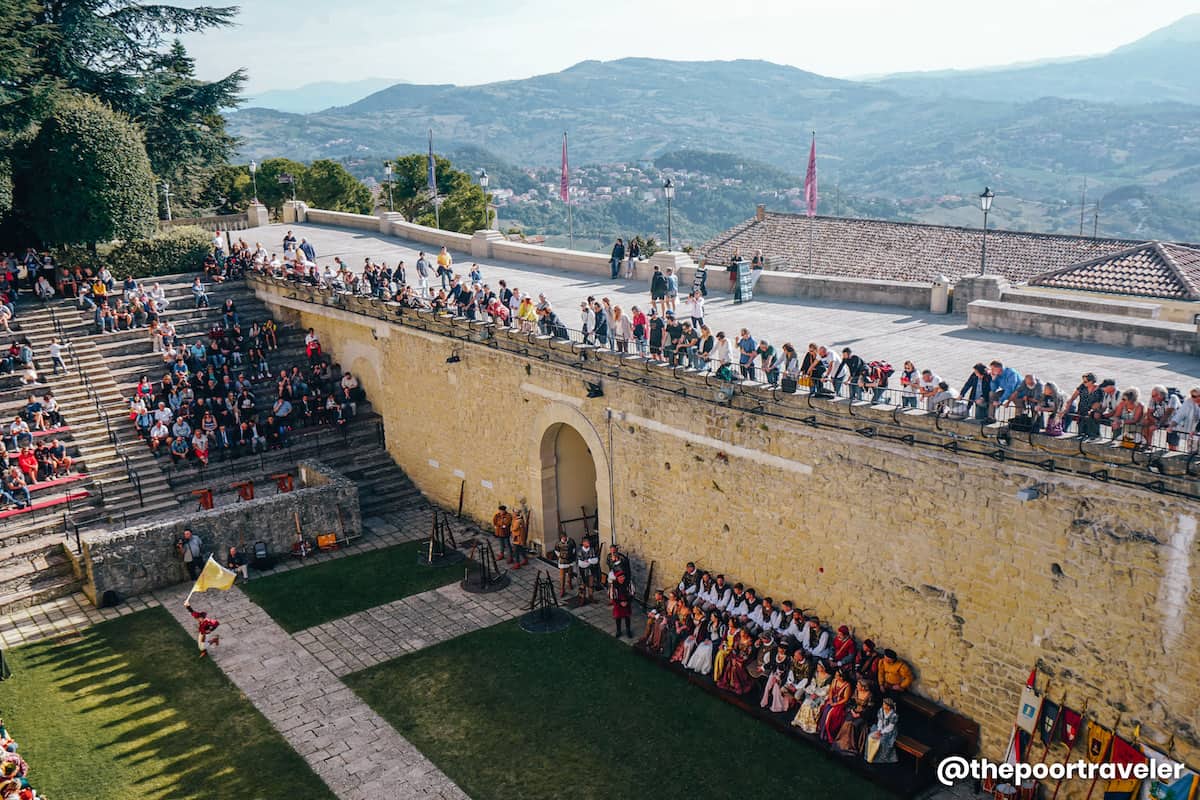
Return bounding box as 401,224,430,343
804,133,818,218
560,132,570,203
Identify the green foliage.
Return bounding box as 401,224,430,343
301,159,372,214
252,157,307,214
389,152,485,233
200,164,255,214
0,152,11,221
23,93,156,246
0,0,56,133
56,225,212,278
137,40,244,213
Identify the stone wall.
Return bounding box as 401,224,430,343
76,460,360,604
969,300,1200,355
250,275,1200,786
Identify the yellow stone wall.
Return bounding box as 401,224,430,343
261,286,1200,788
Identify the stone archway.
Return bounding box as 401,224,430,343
527,403,611,551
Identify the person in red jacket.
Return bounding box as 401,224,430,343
185,603,220,657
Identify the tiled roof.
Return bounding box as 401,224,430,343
1029,242,1200,301
699,212,1146,285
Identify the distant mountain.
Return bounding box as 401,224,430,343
873,14,1200,105
225,20,1200,242
244,78,405,114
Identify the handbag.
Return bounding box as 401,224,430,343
781,377,798,394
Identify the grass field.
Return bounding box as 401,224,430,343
0,607,334,800
345,619,892,800
240,539,461,632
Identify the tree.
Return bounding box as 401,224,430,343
21,93,155,247
389,153,485,233
0,0,56,134
252,158,308,215
300,160,371,214
24,2,242,198
137,40,244,212
200,164,254,214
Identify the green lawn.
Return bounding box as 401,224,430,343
345,619,893,800
0,607,334,800
240,540,461,632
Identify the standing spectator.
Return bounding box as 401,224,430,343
712,331,733,380
631,306,648,356
177,529,204,579
1037,382,1066,435
1144,385,1181,448
510,511,529,568
1008,373,1044,430
757,340,779,387
299,238,316,263
736,328,757,380
492,504,513,562
836,348,866,400
1166,387,1200,452
414,252,432,296
612,306,632,353
649,266,668,316
1111,387,1146,447
436,246,453,289
959,363,992,421
987,360,1022,422
610,238,625,280
664,268,679,314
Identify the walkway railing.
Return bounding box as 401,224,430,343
251,273,1200,503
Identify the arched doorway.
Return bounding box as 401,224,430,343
549,424,598,543
529,404,610,552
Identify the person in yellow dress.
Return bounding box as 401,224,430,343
712,618,741,683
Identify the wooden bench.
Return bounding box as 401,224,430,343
896,735,931,774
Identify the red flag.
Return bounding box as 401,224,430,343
1027,666,1038,689
1060,707,1084,749
804,133,818,218
560,132,569,203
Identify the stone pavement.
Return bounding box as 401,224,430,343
259,222,1200,394
156,581,467,800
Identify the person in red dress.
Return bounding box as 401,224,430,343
611,571,633,638
185,603,220,657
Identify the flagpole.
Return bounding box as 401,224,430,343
805,131,817,271
568,202,574,251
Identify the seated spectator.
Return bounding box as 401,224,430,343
226,545,249,580
149,419,171,453
1007,373,1043,429
45,438,71,476
168,434,190,462
1144,385,1181,449
191,277,209,308
876,649,914,696
2,467,30,508
1111,387,1146,447
16,447,38,485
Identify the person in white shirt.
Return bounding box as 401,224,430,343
726,583,750,618
707,574,733,612
48,339,65,374
1166,386,1200,452
711,331,733,376
917,369,943,411
153,402,173,425
800,617,831,660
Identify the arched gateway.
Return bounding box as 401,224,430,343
528,403,611,551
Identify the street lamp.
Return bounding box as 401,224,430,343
479,169,490,229
663,176,675,251
249,160,258,204
383,162,394,212
979,186,994,275
161,181,173,221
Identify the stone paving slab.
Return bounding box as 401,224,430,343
155,582,468,800
266,223,1200,396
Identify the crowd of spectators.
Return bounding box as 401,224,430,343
0,716,42,799
246,235,1200,454
127,296,365,466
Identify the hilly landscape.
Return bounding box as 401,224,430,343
227,16,1200,245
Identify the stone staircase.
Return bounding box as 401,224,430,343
0,273,428,613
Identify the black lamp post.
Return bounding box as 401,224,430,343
663,176,675,251
383,162,394,212
479,169,490,229
979,186,995,275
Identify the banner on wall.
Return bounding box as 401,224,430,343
1017,685,1043,734
1139,745,1198,800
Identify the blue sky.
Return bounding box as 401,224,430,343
179,0,1199,93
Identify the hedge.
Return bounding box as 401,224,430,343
56,226,213,279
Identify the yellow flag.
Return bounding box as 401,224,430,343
191,555,236,594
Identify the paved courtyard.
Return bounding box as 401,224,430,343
255,222,1199,393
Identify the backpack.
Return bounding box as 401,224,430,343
869,360,894,386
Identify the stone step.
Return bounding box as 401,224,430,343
0,573,83,614
0,549,73,597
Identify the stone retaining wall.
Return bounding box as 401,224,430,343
73,460,360,604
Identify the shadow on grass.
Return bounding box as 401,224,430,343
0,607,334,800
345,619,895,800
240,539,462,632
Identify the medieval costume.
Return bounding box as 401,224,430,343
801,618,831,660
685,612,723,675
664,604,691,660
746,633,776,681
765,649,814,713
759,646,796,711
856,639,883,683
185,603,220,657
834,681,879,755
677,563,701,598
577,538,600,602
818,668,854,745
638,591,669,648
793,661,833,733
865,699,900,763
831,625,857,669
712,621,740,683
670,607,700,664
611,572,633,637
716,628,757,695
554,534,577,597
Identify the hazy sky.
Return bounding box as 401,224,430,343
179,0,1199,93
